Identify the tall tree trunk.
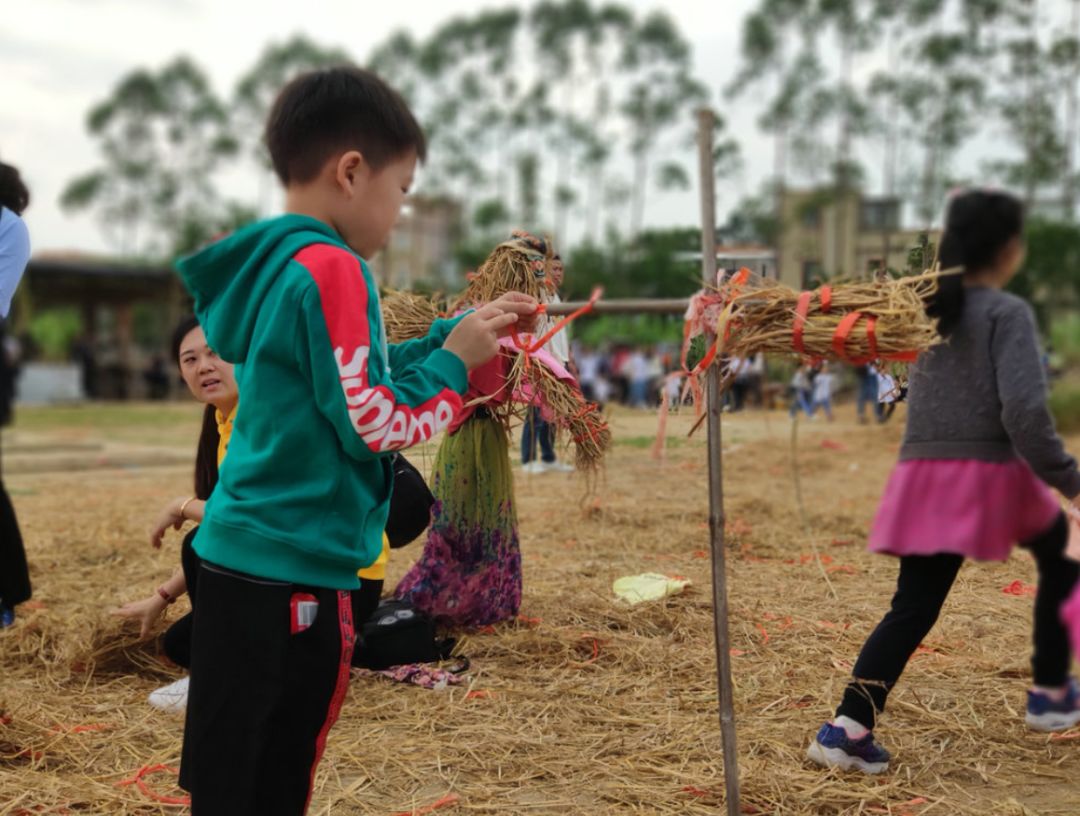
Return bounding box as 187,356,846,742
1023,2,1039,208
774,126,788,282
1064,0,1080,219
629,150,647,238
834,37,853,277
882,31,899,275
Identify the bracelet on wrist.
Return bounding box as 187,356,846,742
178,496,196,520
157,586,176,605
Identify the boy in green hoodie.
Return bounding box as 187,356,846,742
174,66,536,815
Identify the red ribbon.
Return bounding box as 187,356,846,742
116,764,190,806
511,287,601,353
792,291,814,355
819,285,832,312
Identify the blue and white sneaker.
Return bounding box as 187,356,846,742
806,722,891,774
1026,679,1080,732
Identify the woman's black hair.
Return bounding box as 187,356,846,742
0,161,30,215
171,316,220,501
928,189,1025,336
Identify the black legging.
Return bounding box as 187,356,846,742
837,512,1078,729
0,433,30,609
162,528,201,668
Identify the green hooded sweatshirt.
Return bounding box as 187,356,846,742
176,214,467,589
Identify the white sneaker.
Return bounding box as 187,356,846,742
546,461,574,473
521,461,548,474
148,675,189,713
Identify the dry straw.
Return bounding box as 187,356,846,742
381,233,611,472
2,415,1074,813
716,271,942,363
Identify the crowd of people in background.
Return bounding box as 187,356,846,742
571,341,902,420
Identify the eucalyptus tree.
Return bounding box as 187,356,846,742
61,57,237,257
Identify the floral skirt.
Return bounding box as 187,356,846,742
394,415,521,627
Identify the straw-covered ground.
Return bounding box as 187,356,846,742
2,403,1078,815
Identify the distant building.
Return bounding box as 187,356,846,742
369,195,463,289
16,253,187,400
776,189,940,289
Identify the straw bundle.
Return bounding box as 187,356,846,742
715,271,941,363
380,289,443,344
380,232,609,471
506,353,611,471
454,233,555,309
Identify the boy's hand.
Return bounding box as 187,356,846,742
444,305,521,370
488,292,540,335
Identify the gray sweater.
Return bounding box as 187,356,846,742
901,286,1080,498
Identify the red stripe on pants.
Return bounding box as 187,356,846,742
304,590,355,813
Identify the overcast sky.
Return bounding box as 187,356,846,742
3,0,783,255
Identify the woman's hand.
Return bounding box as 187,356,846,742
111,594,168,639
150,497,190,548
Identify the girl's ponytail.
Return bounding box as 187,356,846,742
927,190,1024,337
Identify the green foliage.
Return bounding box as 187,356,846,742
28,309,82,361
1050,313,1080,367
574,314,683,348
1008,218,1080,329
1051,380,1080,435
564,228,700,302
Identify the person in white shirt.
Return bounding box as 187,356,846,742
789,365,813,418
811,362,836,422
521,253,574,473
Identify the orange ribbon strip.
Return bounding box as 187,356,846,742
511,287,601,353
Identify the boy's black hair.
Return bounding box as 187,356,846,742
927,189,1024,337
265,66,427,185
0,161,30,215
171,315,220,501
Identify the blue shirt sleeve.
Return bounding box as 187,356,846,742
0,209,30,319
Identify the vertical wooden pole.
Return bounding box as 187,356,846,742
697,108,741,815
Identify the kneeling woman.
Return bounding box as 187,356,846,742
113,316,238,710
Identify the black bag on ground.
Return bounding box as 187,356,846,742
351,599,458,670
385,453,435,549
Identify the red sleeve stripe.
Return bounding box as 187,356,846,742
297,244,462,452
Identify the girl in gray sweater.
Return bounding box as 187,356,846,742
808,189,1080,774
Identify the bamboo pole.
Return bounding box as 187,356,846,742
698,107,741,816
544,297,690,316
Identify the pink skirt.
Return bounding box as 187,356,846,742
870,459,1061,562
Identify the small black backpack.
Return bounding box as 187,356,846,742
385,454,435,549
351,599,459,670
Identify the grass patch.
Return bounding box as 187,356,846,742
617,435,684,449
12,402,203,446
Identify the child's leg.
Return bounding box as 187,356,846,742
1021,513,1078,687
520,410,533,463
180,563,354,816
537,415,556,463
836,553,963,729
